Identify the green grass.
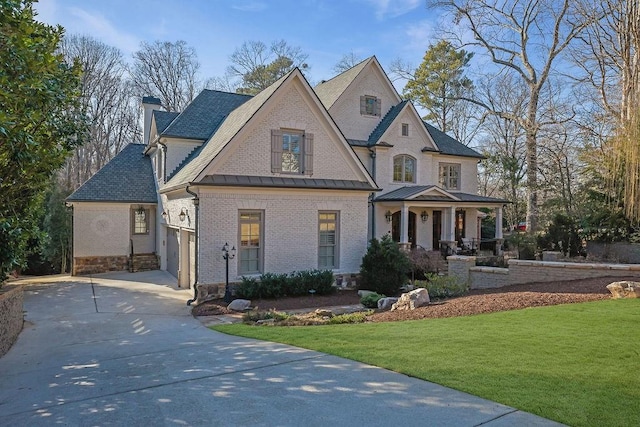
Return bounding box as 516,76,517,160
213,299,640,426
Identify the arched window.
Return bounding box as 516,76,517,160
393,155,416,183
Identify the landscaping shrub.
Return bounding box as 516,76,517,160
235,269,336,299
328,311,372,324
415,274,468,299
359,235,410,296
242,309,290,323
360,292,385,308
289,269,335,295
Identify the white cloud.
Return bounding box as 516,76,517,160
68,7,140,54
404,19,435,53
231,1,268,12
366,0,422,20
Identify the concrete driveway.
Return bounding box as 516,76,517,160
0,271,562,426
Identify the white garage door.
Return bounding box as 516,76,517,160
166,228,179,279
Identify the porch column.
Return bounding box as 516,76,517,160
495,206,504,255
400,204,409,250
448,206,457,242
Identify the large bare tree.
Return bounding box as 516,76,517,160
59,35,140,190
431,0,593,232
574,0,640,220
131,40,201,111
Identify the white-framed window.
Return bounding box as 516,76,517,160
238,211,263,275
319,211,339,269
360,95,381,116
133,208,149,234
393,155,416,183
271,129,314,175
401,123,409,136
439,163,461,190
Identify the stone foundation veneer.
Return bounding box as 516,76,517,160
73,256,129,275
448,256,640,289
0,285,24,357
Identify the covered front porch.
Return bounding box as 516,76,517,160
372,186,508,255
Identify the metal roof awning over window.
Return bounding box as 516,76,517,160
197,174,379,191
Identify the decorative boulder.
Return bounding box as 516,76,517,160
391,288,430,311
377,297,399,310
227,299,251,312
606,281,640,299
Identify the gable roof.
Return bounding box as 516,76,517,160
164,68,378,192
375,185,508,204
423,122,485,159
163,71,293,190
368,100,408,144
153,110,179,134
66,143,157,203
314,57,371,109
160,90,252,140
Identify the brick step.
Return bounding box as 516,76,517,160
130,253,159,273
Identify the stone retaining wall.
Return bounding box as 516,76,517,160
448,256,640,289
0,285,24,357
73,256,129,275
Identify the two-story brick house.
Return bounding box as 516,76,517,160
67,56,507,294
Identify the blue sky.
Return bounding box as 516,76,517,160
35,0,444,87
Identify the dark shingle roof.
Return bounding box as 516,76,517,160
161,90,252,140
423,122,485,159
368,100,408,144
198,174,378,191
153,110,179,134
66,144,157,203
375,185,508,204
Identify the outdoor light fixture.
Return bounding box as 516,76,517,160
421,211,429,223
179,208,187,222
136,205,146,219
222,242,237,303
385,210,392,223
161,210,168,221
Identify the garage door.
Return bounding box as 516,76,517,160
167,228,179,279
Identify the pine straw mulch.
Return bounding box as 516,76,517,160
191,276,629,322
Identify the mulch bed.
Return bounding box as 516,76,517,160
191,276,630,322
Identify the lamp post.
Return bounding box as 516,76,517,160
222,242,236,303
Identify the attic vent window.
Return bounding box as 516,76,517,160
360,95,381,117
401,123,409,136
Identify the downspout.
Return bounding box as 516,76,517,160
157,140,167,183
185,185,200,306
368,148,377,241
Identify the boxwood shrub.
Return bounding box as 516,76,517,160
235,269,336,299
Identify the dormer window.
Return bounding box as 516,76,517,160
393,155,416,183
401,123,409,136
360,95,381,117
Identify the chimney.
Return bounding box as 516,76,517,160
142,96,162,145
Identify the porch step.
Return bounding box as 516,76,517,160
130,253,159,272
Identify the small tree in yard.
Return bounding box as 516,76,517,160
359,235,410,296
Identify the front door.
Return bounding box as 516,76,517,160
391,211,416,247
432,210,442,250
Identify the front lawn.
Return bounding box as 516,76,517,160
213,299,640,427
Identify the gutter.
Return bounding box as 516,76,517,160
185,185,200,306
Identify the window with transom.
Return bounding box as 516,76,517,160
318,212,339,269
238,211,263,274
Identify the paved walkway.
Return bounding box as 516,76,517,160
0,271,563,426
